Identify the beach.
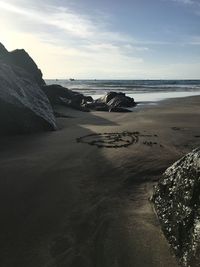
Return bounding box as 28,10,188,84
0,95,200,267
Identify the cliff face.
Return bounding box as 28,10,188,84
153,148,200,266
0,43,56,133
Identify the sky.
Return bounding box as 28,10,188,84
0,0,200,79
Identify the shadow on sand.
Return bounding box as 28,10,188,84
0,107,179,267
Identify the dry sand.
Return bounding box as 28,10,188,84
0,95,200,267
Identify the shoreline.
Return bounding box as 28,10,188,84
135,93,200,109
0,95,200,266
91,90,200,106
45,78,200,104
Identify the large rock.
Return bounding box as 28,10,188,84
0,43,9,58
0,61,56,133
0,42,45,86
42,86,136,113
42,84,82,104
107,95,136,111
94,92,136,112
42,84,92,111
153,148,200,266
96,92,136,107
9,49,45,86
96,92,125,104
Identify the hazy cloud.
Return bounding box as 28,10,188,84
0,0,147,78
166,0,194,4
0,0,199,78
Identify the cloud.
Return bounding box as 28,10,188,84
1,0,199,79
187,36,200,45
167,0,200,8
167,0,194,4
163,0,200,17
0,0,144,48
0,0,148,78
176,0,194,4
0,1,96,38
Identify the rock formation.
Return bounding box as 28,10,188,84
153,147,200,266
107,95,136,111
0,43,9,58
0,43,45,86
42,84,92,111
92,92,136,112
95,92,126,104
0,44,56,133
10,49,45,86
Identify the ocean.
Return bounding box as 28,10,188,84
45,79,200,104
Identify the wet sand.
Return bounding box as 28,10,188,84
0,95,200,267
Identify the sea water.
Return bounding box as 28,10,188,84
45,79,200,104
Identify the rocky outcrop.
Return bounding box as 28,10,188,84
9,49,45,86
90,92,136,112
0,61,56,133
0,43,9,58
107,95,136,111
42,85,136,113
153,148,200,266
95,92,120,104
42,84,92,111
42,84,83,104
0,42,45,86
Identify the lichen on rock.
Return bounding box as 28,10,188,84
153,148,200,266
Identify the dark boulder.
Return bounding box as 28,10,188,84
59,97,90,112
95,92,126,104
9,49,45,86
84,95,93,103
0,42,45,86
96,92,135,107
152,147,200,266
107,95,136,110
0,62,56,134
42,85,136,113
94,92,136,112
42,84,72,104
0,43,9,59
42,84,92,111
